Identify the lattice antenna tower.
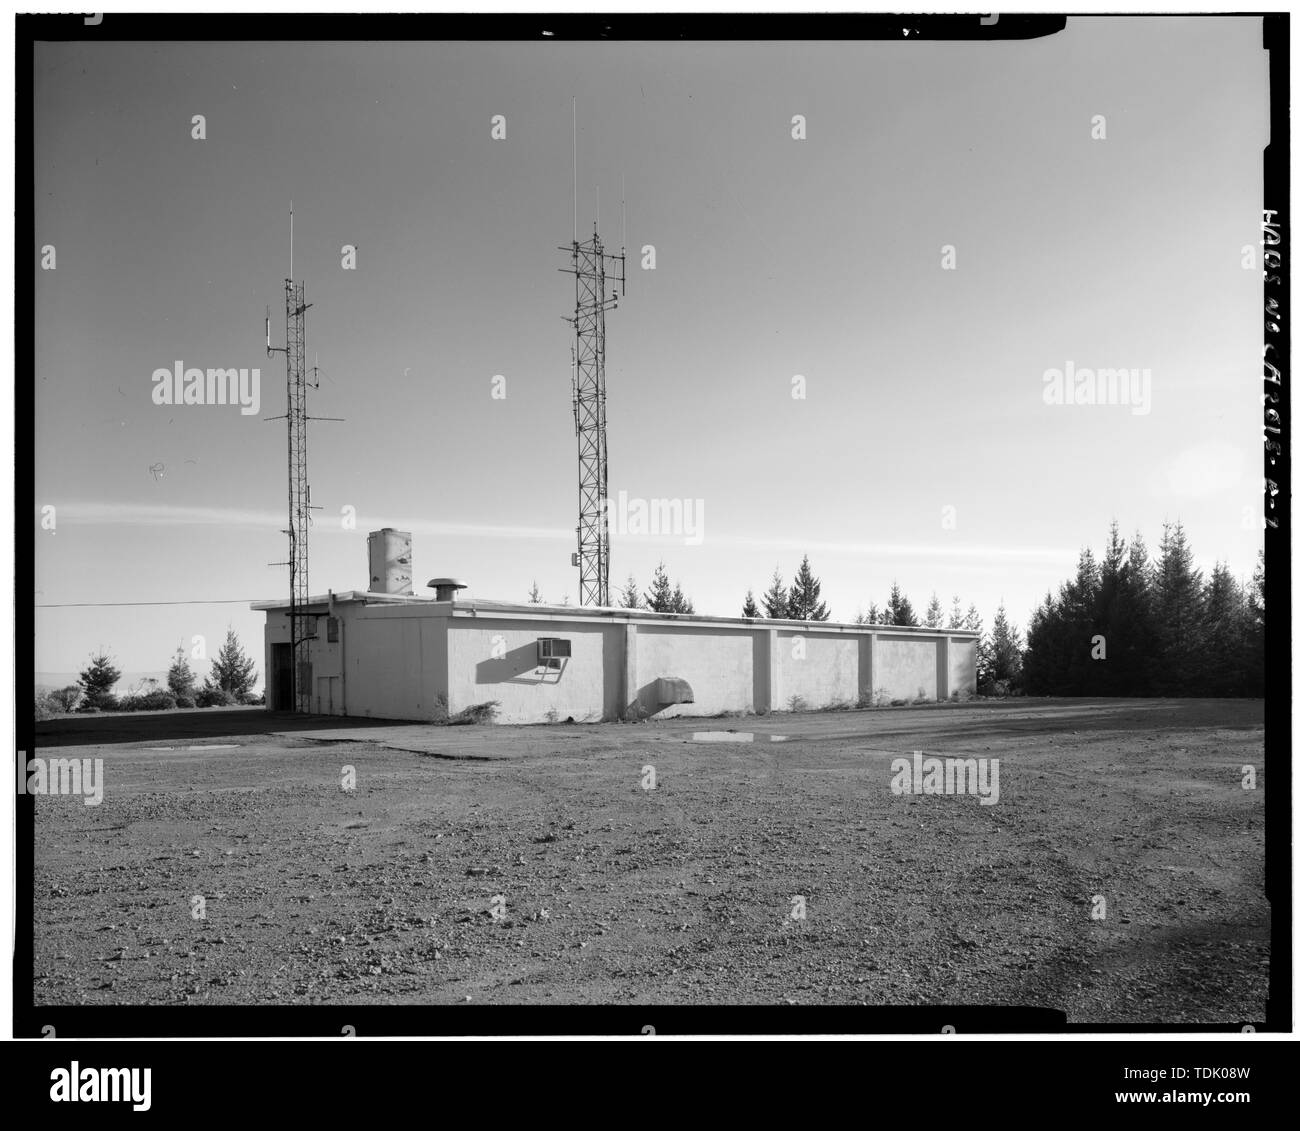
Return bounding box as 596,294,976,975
560,99,626,607
264,204,342,712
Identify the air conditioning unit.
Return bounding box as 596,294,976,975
537,637,572,662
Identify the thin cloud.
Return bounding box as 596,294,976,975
52,502,1077,564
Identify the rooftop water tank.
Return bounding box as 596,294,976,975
367,528,413,595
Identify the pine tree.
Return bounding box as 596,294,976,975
206,628,258,702
1244,547,1265,696
1091,523,1127,696
962,603,987,684
852,609,866,625
924,592,944,628
948,595,964,630
1021,593,1057,695
760,569,789,619
887,582,917,627
867,602,884,625
167,648,196,698
618,575,642,609
1112,528,1159,696
741,590,760,618
78,650,121,708
527,580,543,604
669,583,695,615
787,554,829,620
988,602,1024,686
1201,563,1246,696
644,562,675,612
1153,522,1204,694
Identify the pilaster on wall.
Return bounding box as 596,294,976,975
937,636,950,700
857,632,876,704
622,623,638,718
753,628,776,713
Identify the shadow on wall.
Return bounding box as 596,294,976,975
475,644,567,686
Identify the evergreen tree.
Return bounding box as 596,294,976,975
1090,522,1127,695
167,648,196,698
1114,528,1159,696
948,595,964,630
644,562,675,612
741,590,760,618
527,580,543,604
1244,547,1265,695
887,583,917,627
206,628,258,702
1021,593,1057,695
852,609,866,625
924,592,944,628
962,603,987,684
988,602,1024,686
787,554,829,620
1152,522,1204,694
77,650,121,709
760,569,789,619
867,602,884,626
618,575,642,609
669,583,695,615
1201,563,1246,696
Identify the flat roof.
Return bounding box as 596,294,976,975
251,591,980,636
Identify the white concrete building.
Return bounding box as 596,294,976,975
253,551,979,724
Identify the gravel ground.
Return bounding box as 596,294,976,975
31,698,1266,1020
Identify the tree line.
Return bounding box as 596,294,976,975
602,522,1263,700
1022,522,1264,697
36,628,261,718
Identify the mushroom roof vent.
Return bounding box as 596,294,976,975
427,578,468,601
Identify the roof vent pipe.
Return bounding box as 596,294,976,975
427,578,467,602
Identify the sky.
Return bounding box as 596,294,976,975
33,18,1269,686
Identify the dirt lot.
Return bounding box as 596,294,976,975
30,698,1266,1021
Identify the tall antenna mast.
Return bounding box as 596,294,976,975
561,108,626,608
571,97,578,243
263,206,341,712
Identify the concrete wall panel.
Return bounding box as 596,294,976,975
874,636,940,701
447,619,618,724
634,626,754,718
775,631,859,709
948,638,978,696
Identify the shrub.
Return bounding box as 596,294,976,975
872,689,891,708
979,678,1012,698
48,685,82,712
35,694,56,722
118,689,178,712
449,700,499,725
175,695,196,709
787,694,807,713
196,686,237,708
78,695,116,712
244,692,265,706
